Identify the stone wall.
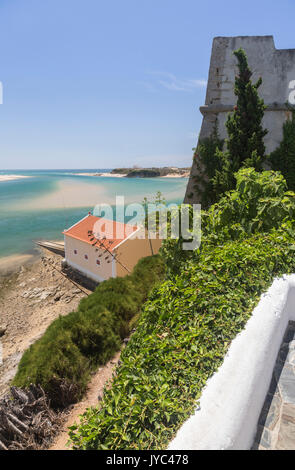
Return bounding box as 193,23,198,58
185,36,295,203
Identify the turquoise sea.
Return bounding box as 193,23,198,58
0,169,188,259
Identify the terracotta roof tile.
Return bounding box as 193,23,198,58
63,214,138,252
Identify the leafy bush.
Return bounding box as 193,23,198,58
69,230,295,449
13,255,165,407
205,167,295,239
162,167,295,275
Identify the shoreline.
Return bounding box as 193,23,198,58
0,253,39,277
0,175,31,182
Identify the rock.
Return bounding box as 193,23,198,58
71,288,81,295
123,337,130,344
19,282,26,288
38,291,51,301
0,326,6,337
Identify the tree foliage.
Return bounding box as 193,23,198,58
269,108,295,191
191,123,224,209
213,48,267,195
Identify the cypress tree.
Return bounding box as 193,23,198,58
213,48,268,194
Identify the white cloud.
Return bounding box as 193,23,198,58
146,72,207,92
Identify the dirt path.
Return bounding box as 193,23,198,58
49,350,121,450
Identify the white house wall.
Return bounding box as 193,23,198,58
64,235,113,282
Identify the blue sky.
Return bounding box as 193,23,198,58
0,0,295,169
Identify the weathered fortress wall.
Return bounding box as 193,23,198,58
185,36,295,203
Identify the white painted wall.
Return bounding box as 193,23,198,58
64,235,113,282
168,275,295,450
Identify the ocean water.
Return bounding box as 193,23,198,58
0,169,188,258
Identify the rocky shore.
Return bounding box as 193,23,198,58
0,250,89,398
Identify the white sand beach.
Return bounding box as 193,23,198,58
0,175,30,182
74,172,125,177
163,173,189,178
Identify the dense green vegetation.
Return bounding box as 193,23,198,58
269,108,295,191
112,167,189,178
190,124,224,209
162,167,295,275
13,255,165,407
69,168,295,449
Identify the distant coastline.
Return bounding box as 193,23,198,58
73,167,190,178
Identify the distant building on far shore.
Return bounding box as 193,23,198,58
62,213,161,283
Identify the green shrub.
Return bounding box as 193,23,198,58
161,167,295,275
13,255,165,407
69,230,295,450
205,167,295,239
13,307,120,406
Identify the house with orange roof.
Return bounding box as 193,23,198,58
63,213,161,283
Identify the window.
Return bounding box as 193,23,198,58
84,254,88,260
74,249,77,255
96,259,100,266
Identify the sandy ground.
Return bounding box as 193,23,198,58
0,250,90,398
163,173,189,178
49,350,121,450
0,175,30,182
21,179,107,210
0,253,37,275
